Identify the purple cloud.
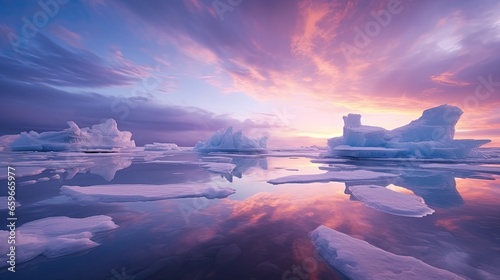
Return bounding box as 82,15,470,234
0,34,145,87
0,78,275,145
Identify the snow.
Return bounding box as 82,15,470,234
61,184,236,203
194,127,267,153
349,185,434,217
8,119,135,152
324,105,490,159
310,225,465,280
420,163,500,175
267,170,397,185
0,215,118,267
144,142,180,151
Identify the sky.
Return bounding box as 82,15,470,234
0,0,499,147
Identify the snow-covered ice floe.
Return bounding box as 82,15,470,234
194,127,267,153
310,225,465,280
323,105,490,159
420,163,500,175
144,142,181,151
267,170,397,185
0,197,20,210
202,162,237,175
6,119,135,152
349,185,434,217
0,167,45,179
61,184,235,203
0,215,118,267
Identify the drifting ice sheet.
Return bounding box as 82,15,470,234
420,164,500,175
8,119,135,151
194,127,267,153
310,225,465,280
0,215,118,267
201,162,237,174
349,185,434,217
0,197,20,210
144,142,180,151
0,167,45,179
61,184,236,203
267,170,397,185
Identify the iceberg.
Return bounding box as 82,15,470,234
310,225,465,280
61,184,235,203
8,119,135,152
0,215,118,267
194,127,267,153
349,185,434,217
0,135,18,151
324,105,490,159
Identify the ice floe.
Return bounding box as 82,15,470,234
0,167,45,179
310,225,465,280
61,184,236,203
349,185,434,217
267,170,397,185
0,197,20,210
0,215,118,267
420,163,500,175
144,142,181,151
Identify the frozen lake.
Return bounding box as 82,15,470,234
1,149,499,279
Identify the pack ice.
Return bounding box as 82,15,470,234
7,119,135,151
323,105,490,159
194,127,267,153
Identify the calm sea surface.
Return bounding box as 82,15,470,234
0,150,499,280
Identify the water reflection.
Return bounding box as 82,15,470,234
1,154,499,280
316,161,500,210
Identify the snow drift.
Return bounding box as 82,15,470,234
7,119,135,152
324,105,490,159
194,127,267,153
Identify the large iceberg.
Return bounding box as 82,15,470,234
324,105,490,159
7,119,135,152
194,127,267,153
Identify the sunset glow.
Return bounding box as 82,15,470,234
1,0,499,147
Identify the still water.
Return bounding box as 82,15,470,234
0,150,499,280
